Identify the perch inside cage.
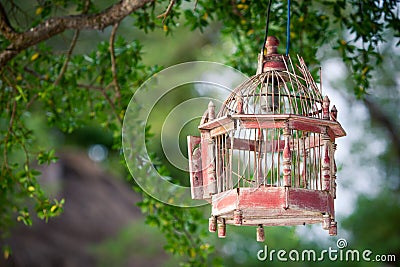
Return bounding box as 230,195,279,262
187,36,346,241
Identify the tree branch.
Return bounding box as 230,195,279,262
157,0,175,24
0,0,154,67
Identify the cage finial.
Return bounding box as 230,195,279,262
331,105,338,121
263,36,287,72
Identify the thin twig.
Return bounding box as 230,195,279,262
2,98,15,168
54,0,90,86
2,73,17,171
23,66,45,79
101,90,122,125
26,91,39,110
157,0,175,24
0,3,16,40
78,83,122,125
54,30,80,86
109,22,121,105
171,213,197,251
230,0,244,18
77,83,103,91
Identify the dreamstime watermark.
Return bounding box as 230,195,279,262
257,238,396,263
122,61,248,207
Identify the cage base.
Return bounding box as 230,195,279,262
211,186,334,227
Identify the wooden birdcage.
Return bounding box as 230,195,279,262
187,36,346,241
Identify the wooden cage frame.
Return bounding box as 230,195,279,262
188,39,346,241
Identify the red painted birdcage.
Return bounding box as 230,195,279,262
187,36,346,241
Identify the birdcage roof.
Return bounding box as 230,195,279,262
217,55,324,119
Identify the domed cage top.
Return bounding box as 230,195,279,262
218,55,324,119
187,36,346,241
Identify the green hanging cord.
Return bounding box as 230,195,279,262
261,0,273,56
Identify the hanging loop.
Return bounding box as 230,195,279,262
261,0,273,56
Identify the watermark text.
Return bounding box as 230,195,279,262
257,238,396,263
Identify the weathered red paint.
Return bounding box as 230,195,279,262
323,95,330,120
239,119,286,129
208,101,215,120
198,115,232,130
329,221,337,236
330,105,338,121
257,225,265,242
209,216,217,232
217,219,226,238
283,126,292,187
190,148,203,199
187,136,203,199
209,186,335,227
212,189,238,216
263,36,287,72
238,187,285,209
229,114,346,138
234,209,243,225
236,95,244,114
322,143,331,191
210,121,235,137
331,143,338,199
226,136,324,153
288,188,333,214
322,214,331,230
200,130,218,198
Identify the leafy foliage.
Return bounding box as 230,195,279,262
326,0,400,97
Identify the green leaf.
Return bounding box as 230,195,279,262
15,85,27,102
